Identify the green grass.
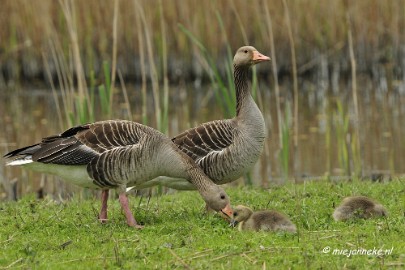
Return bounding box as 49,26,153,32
0,179,404,269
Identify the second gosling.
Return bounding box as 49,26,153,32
333,196,388,221
230,205,297,233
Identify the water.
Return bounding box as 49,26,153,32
1,76,405,200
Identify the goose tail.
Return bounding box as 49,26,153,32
6,158,33,166
4,144,39,166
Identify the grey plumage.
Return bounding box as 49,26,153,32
4,120,233,227
166,46,270,189
333,196,388,221
230,205,297,233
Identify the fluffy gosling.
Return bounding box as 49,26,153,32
230,205,296,233
333,196,388,221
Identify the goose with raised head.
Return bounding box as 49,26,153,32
230,205,297,233
333,196,387,221
149,46,270,190
4,120,233,228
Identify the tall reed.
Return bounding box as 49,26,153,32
58,0,90,124
109,0,119,117
282,0,300,181
134,0,160,128
345,1,363,178
264,2,282,151
263,1,285,185
280,102,292,181
117,70,133,121
133,0,169,133
334,100,351,176
98,62,113,118
133,0,148,125
159,0,169,134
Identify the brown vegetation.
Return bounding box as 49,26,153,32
0,0,404,83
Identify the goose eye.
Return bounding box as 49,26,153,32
220,194,226,200
244,50,248,53
233,212,238,217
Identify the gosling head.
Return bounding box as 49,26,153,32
230,205,254,227
371,203,388,217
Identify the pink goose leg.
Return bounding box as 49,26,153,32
119,192,144,229
99,190,109,223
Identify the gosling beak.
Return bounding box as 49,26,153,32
252,50,270,63
229,219,238,228
220,203,233,219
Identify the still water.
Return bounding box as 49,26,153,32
1,75,404,199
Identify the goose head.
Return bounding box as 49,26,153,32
199,185,233,218
230,205,253,227
233,46,270,67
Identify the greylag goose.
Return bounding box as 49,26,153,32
230,205,297,233
150,46,270,190
333,196,387,221
4,120,233,228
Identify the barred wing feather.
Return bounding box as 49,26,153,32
172,120,235,162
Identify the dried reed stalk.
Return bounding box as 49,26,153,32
264,1,282,150
109,0,119,116
134,0,161,129
58,0,90,117
159,0,169,134
282,0,300,180
133,0,148,125
345,2,363,177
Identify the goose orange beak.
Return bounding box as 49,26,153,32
220,203,233,219
252,50,270,63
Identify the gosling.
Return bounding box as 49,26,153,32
333,196,388,221
230,205,297,233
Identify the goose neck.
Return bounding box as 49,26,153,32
185,166,212,192
168,147,213,191
234,65,251,116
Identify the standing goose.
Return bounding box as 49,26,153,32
4,120,233,228
152,46,270,190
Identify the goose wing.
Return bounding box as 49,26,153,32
86,144,144,188
172,119,236,162
5,120,148,166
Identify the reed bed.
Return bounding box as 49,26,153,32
0,0,404,82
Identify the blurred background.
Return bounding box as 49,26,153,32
1,0,404,200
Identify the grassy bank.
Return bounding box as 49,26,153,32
0,179,404,269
